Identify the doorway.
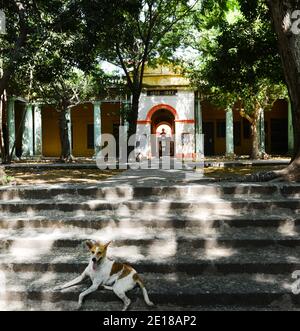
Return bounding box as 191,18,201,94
151,108,175,157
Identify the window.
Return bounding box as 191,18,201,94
87,124,94,149
243,119,251,139
216,121,226,138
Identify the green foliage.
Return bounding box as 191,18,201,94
1,0,131,109
1,1,88,97
80,0,201,89
189,0,288,115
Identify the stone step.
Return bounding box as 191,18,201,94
1,184,300,201
1,300,297,311
1,246,300,274
0,198,299,214
1,226,300,249
1,182,299,311
0,271,299,308
0,213,299,230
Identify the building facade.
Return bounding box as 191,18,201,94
4,66,293,160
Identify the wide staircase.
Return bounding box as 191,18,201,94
0,183,300,310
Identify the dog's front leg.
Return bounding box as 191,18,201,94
54,271,87,291
78,283,99,310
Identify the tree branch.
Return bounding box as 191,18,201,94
239,109,254,124
115,43,134,91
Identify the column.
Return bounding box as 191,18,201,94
194,92,203,160
288,99,294,153
258,108,266,155
0,10,6,34
34,104,42,156
22,103,34,157
7,97,16,158
93,101,102,157
226,106,234,156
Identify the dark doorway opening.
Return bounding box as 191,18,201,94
271,119,288,154
203,122,215,156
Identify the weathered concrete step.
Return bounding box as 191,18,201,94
0,213,299,230
1,226,300,249
1,198,300,214
1,300,297,311
1,246,300,274
0,272,299,308
2,184,300,201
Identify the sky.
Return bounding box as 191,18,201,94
100,61,123,75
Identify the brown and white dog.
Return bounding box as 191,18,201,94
54,240,154,311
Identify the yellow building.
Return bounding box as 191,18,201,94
5,66,292,159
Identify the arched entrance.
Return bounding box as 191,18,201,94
149,107,176,157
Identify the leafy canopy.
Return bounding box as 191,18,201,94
189,0,288,113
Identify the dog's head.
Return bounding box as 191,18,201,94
86,240,112,270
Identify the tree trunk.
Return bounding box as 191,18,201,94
0,72,10,100
127,91,140,160
267,0,300,181
0,3,28,164
291,100,300,162
251,120,260,160
59,109,72,162
128,92,139,138
250,105,262,160
0,95,7,164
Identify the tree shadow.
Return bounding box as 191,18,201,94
0,168,300,310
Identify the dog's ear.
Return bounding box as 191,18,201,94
104,241,112,249
86,240,94,250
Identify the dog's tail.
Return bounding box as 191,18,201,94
133,274,154,307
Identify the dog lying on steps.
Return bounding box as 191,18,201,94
54,240,155,311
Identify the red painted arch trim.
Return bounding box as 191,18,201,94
137,120,151,125
146,104,179,121
138,119,195,125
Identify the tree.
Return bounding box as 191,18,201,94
190,0,288,159
81,0,200,154
0,0,35,163
1,0,103,162
27,22,104,162
0,0,87,163
33,68,99,161
267,0,300,181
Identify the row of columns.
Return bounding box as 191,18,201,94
6,96,296,160
195,97,294,157
7,99,43,159
6,99,118,159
